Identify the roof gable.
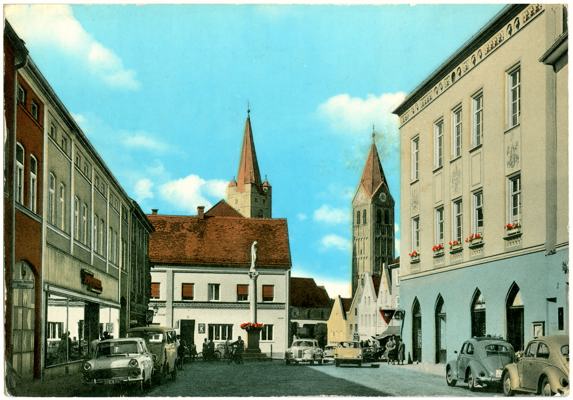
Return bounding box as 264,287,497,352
236,113,262,189
205,200,243,218
359,142,387,198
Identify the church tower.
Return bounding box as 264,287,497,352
351,133,395,296
227,110,272,218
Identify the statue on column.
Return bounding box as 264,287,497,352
250,241,258,273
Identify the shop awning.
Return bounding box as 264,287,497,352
373,325,401,340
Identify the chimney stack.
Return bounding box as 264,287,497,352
197,206,205,219
151,209,158,215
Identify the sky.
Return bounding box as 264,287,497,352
5,3,505,298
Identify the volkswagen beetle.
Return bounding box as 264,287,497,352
502,335,569,396
82,338,154,389
446,336,514,391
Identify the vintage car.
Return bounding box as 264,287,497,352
285,339,323,365
446,337,514,391
127,326,178,383
502,335,569,396
82,338,154,388
323,344,336,362
334,341,363,367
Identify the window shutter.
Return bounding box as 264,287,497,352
151,282,160,298
262,285,274,300
182,283,194,300
237,284,248,296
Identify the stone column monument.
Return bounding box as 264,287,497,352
242,241,266,359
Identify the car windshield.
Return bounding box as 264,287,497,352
485,343,511,354
96,341,139,357
293,341,314,347
128,331,164,343
561,345,569,361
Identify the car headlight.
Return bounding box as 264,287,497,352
83,362,92,371
129,358,139,368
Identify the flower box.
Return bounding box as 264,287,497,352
432,244,444,258
465,233,484,248
504,223,522,239
409,250,420,263
449,240,463,254
240,322,264,331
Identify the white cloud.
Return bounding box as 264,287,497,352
313,204,349,225
159,174,227,213
5,5,140,90
296,213,308,221
134,178,154,203
320,234,350,252
121,132,169,152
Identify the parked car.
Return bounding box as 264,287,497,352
285,339,323,365
127,326,178,383
323,344,336,363
82,338,154,389
502,335,569,396
446,336,515,391
334,341,363,367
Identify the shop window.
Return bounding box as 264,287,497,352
262,285,274,302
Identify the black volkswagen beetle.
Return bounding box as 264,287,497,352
446,336,515,391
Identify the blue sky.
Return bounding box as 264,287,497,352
6,3,504,298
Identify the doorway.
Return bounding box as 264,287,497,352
412,298,422,362
471,289,486,337
11,261,36,380
506,284,524,351
180,320,195,346
435,295,446,363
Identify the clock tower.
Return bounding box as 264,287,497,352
351,133,395,296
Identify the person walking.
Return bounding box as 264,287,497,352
202,338,209,361
397,337,405,365
385,336,396,364
231,336,245,364
208,339,215,361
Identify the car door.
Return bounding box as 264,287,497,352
457,342,469,378
519,341,538,390
528,342,551,389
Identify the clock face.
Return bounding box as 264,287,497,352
379,193,387,202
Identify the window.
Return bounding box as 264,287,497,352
207,324,233,341
182,283,194,300
434,120,443,168
262,285,274,302
411,136,419,181
452,199,463,243
75,153,82,169
376,209,382,224
537,343,550,359
260,325,273,341
17,84,26,104
435,207,444,243
16,143,24,205
109,227,114,262
208,284,220,301
31,100,39,120
83,161,91,179
237,284,248,301
93,214,99,253
113,230,118,263
472,191,483,234
58,183,66,230
362,209,366,225
452,107,462,158
356,210,360,225
525,342,538,358
49,124,57,140
411,216,420,250
48,173,56,224
29,156,37,212
81,203,88,244
472,92,483,147
508,174,521,224
99,219,105,252
150,282,160,299
508,66,521,128
60,134,69,155
74,197,79,239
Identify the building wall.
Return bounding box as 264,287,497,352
227,183,272,218
396,4,568,363
327,298,349,343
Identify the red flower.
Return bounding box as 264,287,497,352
240,322,264,330
449,240,460,247
409,250,419,257
432,244,444,252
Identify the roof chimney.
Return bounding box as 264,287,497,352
197,206,205,219
151,209,158,215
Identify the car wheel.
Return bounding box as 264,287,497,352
467,369,477,392
502,372,514,397
539,376,553,396
446,366,457,387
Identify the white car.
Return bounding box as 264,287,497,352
286,339,323,365
82,338,154,389
323,344,336,362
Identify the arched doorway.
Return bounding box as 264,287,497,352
471,289,486,337
435,295,446,363
506,283,524,351
11,261,36,380
412,298,422,362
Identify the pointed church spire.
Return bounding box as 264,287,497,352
236,110,262,188
359,131,387,198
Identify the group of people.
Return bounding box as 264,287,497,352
201,336,245,364
384,335,405,365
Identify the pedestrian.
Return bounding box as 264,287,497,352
385,336,396,364
190,343,197,361
202,338,209,361
208,339,215,361
231,336,244,364
177,338,187,370
397,338,405,365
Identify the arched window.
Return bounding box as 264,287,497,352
362,209,367,224
435,295,446,363
471,289,486,337
356,210,360,225
506,283,524,351
29,155,37,213
385,209,390,225
58,183,66,231
412,297,422,362
16,143,24,204
376,210,382,224
48,173,56,224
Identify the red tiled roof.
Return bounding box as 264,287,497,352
359,142,387,198
148,214,291,268
372,274,381,295
290,277,331,308
205,200,243,218
235,113,262,190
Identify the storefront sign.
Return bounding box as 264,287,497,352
12,279,34,289
81,269,102,294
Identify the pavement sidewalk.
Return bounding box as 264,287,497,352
392,361,446,377
9,372,92,397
